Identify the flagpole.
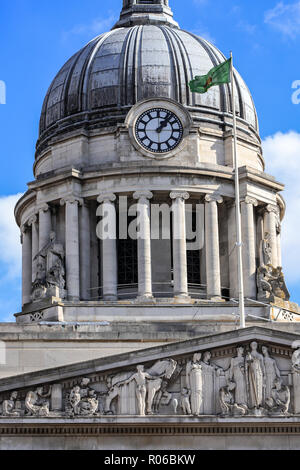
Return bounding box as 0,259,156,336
230,51,246,329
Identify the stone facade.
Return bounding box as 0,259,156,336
4,0,300,450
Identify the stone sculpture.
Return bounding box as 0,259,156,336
180,388,191,415
246,341,265,411
32,231,66,300
105,359,177,416
257,265,290,303
261,232,272,266
2,391,21,417
25,386,51,417
68,378,98,416
265,379,290,415
262,345,281,400
186,353,203,416
229,347,247,407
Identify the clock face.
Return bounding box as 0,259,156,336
135,108,183,154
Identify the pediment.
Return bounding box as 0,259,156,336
0,326,300,430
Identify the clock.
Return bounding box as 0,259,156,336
135,108,183,154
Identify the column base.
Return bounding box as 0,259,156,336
136,295,155,304
103,295,118,302
173,294,191,304
207,296,225,302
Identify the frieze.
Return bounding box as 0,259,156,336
0,339,299,420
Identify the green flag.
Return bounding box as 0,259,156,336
189,58,231,94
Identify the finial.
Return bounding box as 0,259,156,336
113,0,179,29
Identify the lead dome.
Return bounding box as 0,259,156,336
37,0,258,163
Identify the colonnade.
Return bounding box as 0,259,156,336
20,192,282,306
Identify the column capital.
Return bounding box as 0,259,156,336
243,196,258,207
205,193,223,204
27,215,38,226
97,193,117,204
170,191,190,201
133,190,153,202
60,196,83,207
266,203,280,215
21,223,29,235
38,203,50,213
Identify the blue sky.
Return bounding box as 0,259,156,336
0,0,299,320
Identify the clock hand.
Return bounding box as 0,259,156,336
156,116,171,133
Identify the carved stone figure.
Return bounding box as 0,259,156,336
32,231,66,300
257,265,290,303
2,391,21,417
180,388,191,415
219,382,236,417
291,341,300,414
262,346,281,401
261,232,272,266
120,365,151,416
246,342,265,410
186,353,203,416
200,351,224,414
229,347,247,406
68,378,98,416
25,386,51,417
105,359,177,416
265,379,290,415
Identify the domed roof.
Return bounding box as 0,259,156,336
38,0,258,155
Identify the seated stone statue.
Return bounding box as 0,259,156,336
25,386,51,417
265,379,290,415
2,391,21,417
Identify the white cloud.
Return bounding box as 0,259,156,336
262,131,300,284
265,1,300,38
0,194,22,282
62,13,117,41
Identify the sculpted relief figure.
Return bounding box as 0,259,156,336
265,379,290,415
262,346,281,400
68,378,98,416
32,231,66,300
105,359,177,416
186,353,203,416
25,386,51,417
2,391,21,417
261,232,272,267
246,342,266,411
180,388,192,415
229,347,247,407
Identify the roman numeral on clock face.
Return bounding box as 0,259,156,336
135,108,183,154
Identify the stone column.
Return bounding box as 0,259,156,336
241,196,258,299
80,201,91,300
97,193,118,301
61,197,82,301
264,204,279,268
21,224,32,306
38,204,52,251
133,191,153,300
205,194,223,300
28,215,39,283
170,191,190,298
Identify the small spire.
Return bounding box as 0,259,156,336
113,0,179,29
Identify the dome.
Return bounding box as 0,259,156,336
37,0,258,157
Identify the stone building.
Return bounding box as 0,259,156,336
1,0,300,450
